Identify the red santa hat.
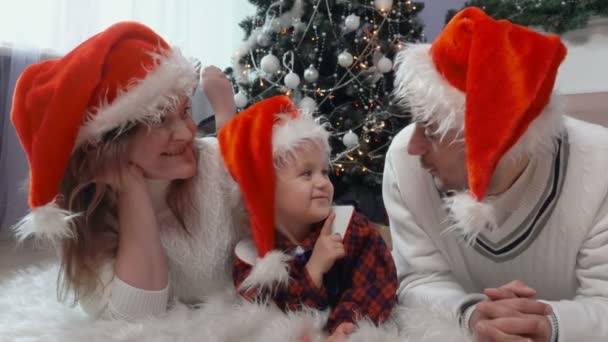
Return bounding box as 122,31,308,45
392,7,567,242
218,95,330,291
11,21,198,242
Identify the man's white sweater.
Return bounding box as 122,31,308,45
80,137,244,320
384,117,608,342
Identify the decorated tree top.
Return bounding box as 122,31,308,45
229,0,425,221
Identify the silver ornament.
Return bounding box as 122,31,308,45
304,65,319,83
345,14,361,31
298,96,317,114
256,33,272,47
376,56,393,73
234,92,248,108
342,130,359,148
374,0,393,11
261,53,280,74
338,51,354,68
284,72,301,89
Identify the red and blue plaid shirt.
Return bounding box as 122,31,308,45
233,211,398,333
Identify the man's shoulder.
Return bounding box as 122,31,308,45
565,116,608,148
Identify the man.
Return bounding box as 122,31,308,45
383,7,608,342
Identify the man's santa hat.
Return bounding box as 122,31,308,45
392,7,567,242
11,21,198,242
218,95,330,291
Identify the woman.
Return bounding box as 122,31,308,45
11,21,243,320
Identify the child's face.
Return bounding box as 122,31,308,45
274,143,334,234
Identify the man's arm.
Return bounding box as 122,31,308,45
383,149,484,320
542,197,608,342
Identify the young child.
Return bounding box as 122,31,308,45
218,95,397,337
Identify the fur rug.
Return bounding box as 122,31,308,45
0,264,473,342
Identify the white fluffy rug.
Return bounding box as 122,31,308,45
0,264,473,342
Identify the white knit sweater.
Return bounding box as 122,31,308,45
384,117,608,342
80,137,244,320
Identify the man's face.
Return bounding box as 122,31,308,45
407,121,468,192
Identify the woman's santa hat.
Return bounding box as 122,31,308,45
218,95,330,291
11,21,198,242
392,7,567,242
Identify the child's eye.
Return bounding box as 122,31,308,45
300,170,312,177
321,169,329,176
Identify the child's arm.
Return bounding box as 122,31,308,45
200,66,236,131
232,246,328,312
326,213,398,333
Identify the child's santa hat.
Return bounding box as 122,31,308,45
218,95,330,291
11,21,198,242
392,7,567,242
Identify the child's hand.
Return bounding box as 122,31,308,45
201,66,235,130
305,213,345,288
326,322,356,342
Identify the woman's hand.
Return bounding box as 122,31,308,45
201,66,236,130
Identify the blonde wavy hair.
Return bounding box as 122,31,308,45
56,125,198,304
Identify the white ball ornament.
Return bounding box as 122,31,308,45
270,18,282,32
298,96,317,114
234,92,248,108
338,51,354,68
256,33,272,47
284,72,301,89
303,65,319,83
345,14,361,31
261,53,281,74
374,0,394,11
376,56,393,73
342,130,359,148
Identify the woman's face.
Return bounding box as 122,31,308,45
129,97,197,180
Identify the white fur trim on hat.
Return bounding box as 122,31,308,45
235,239,292,293
272,111,331,157
393,44,466,140
75,48,198,147
392,44,564,159
12,201,78,243
442,192,497,245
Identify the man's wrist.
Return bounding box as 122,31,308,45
547,311,559,342
458,297,483,331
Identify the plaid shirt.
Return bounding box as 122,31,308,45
233,211,398,333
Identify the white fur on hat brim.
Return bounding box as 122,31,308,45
442,192,497,245
13,201,78,243
75,47,198,147
392,44,564,159
393,44,466,139
235,239,292,293
272,111,331,158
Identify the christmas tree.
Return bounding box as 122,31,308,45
447,0,608,34
229,0,425,221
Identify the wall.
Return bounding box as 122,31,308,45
556,18,608,95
